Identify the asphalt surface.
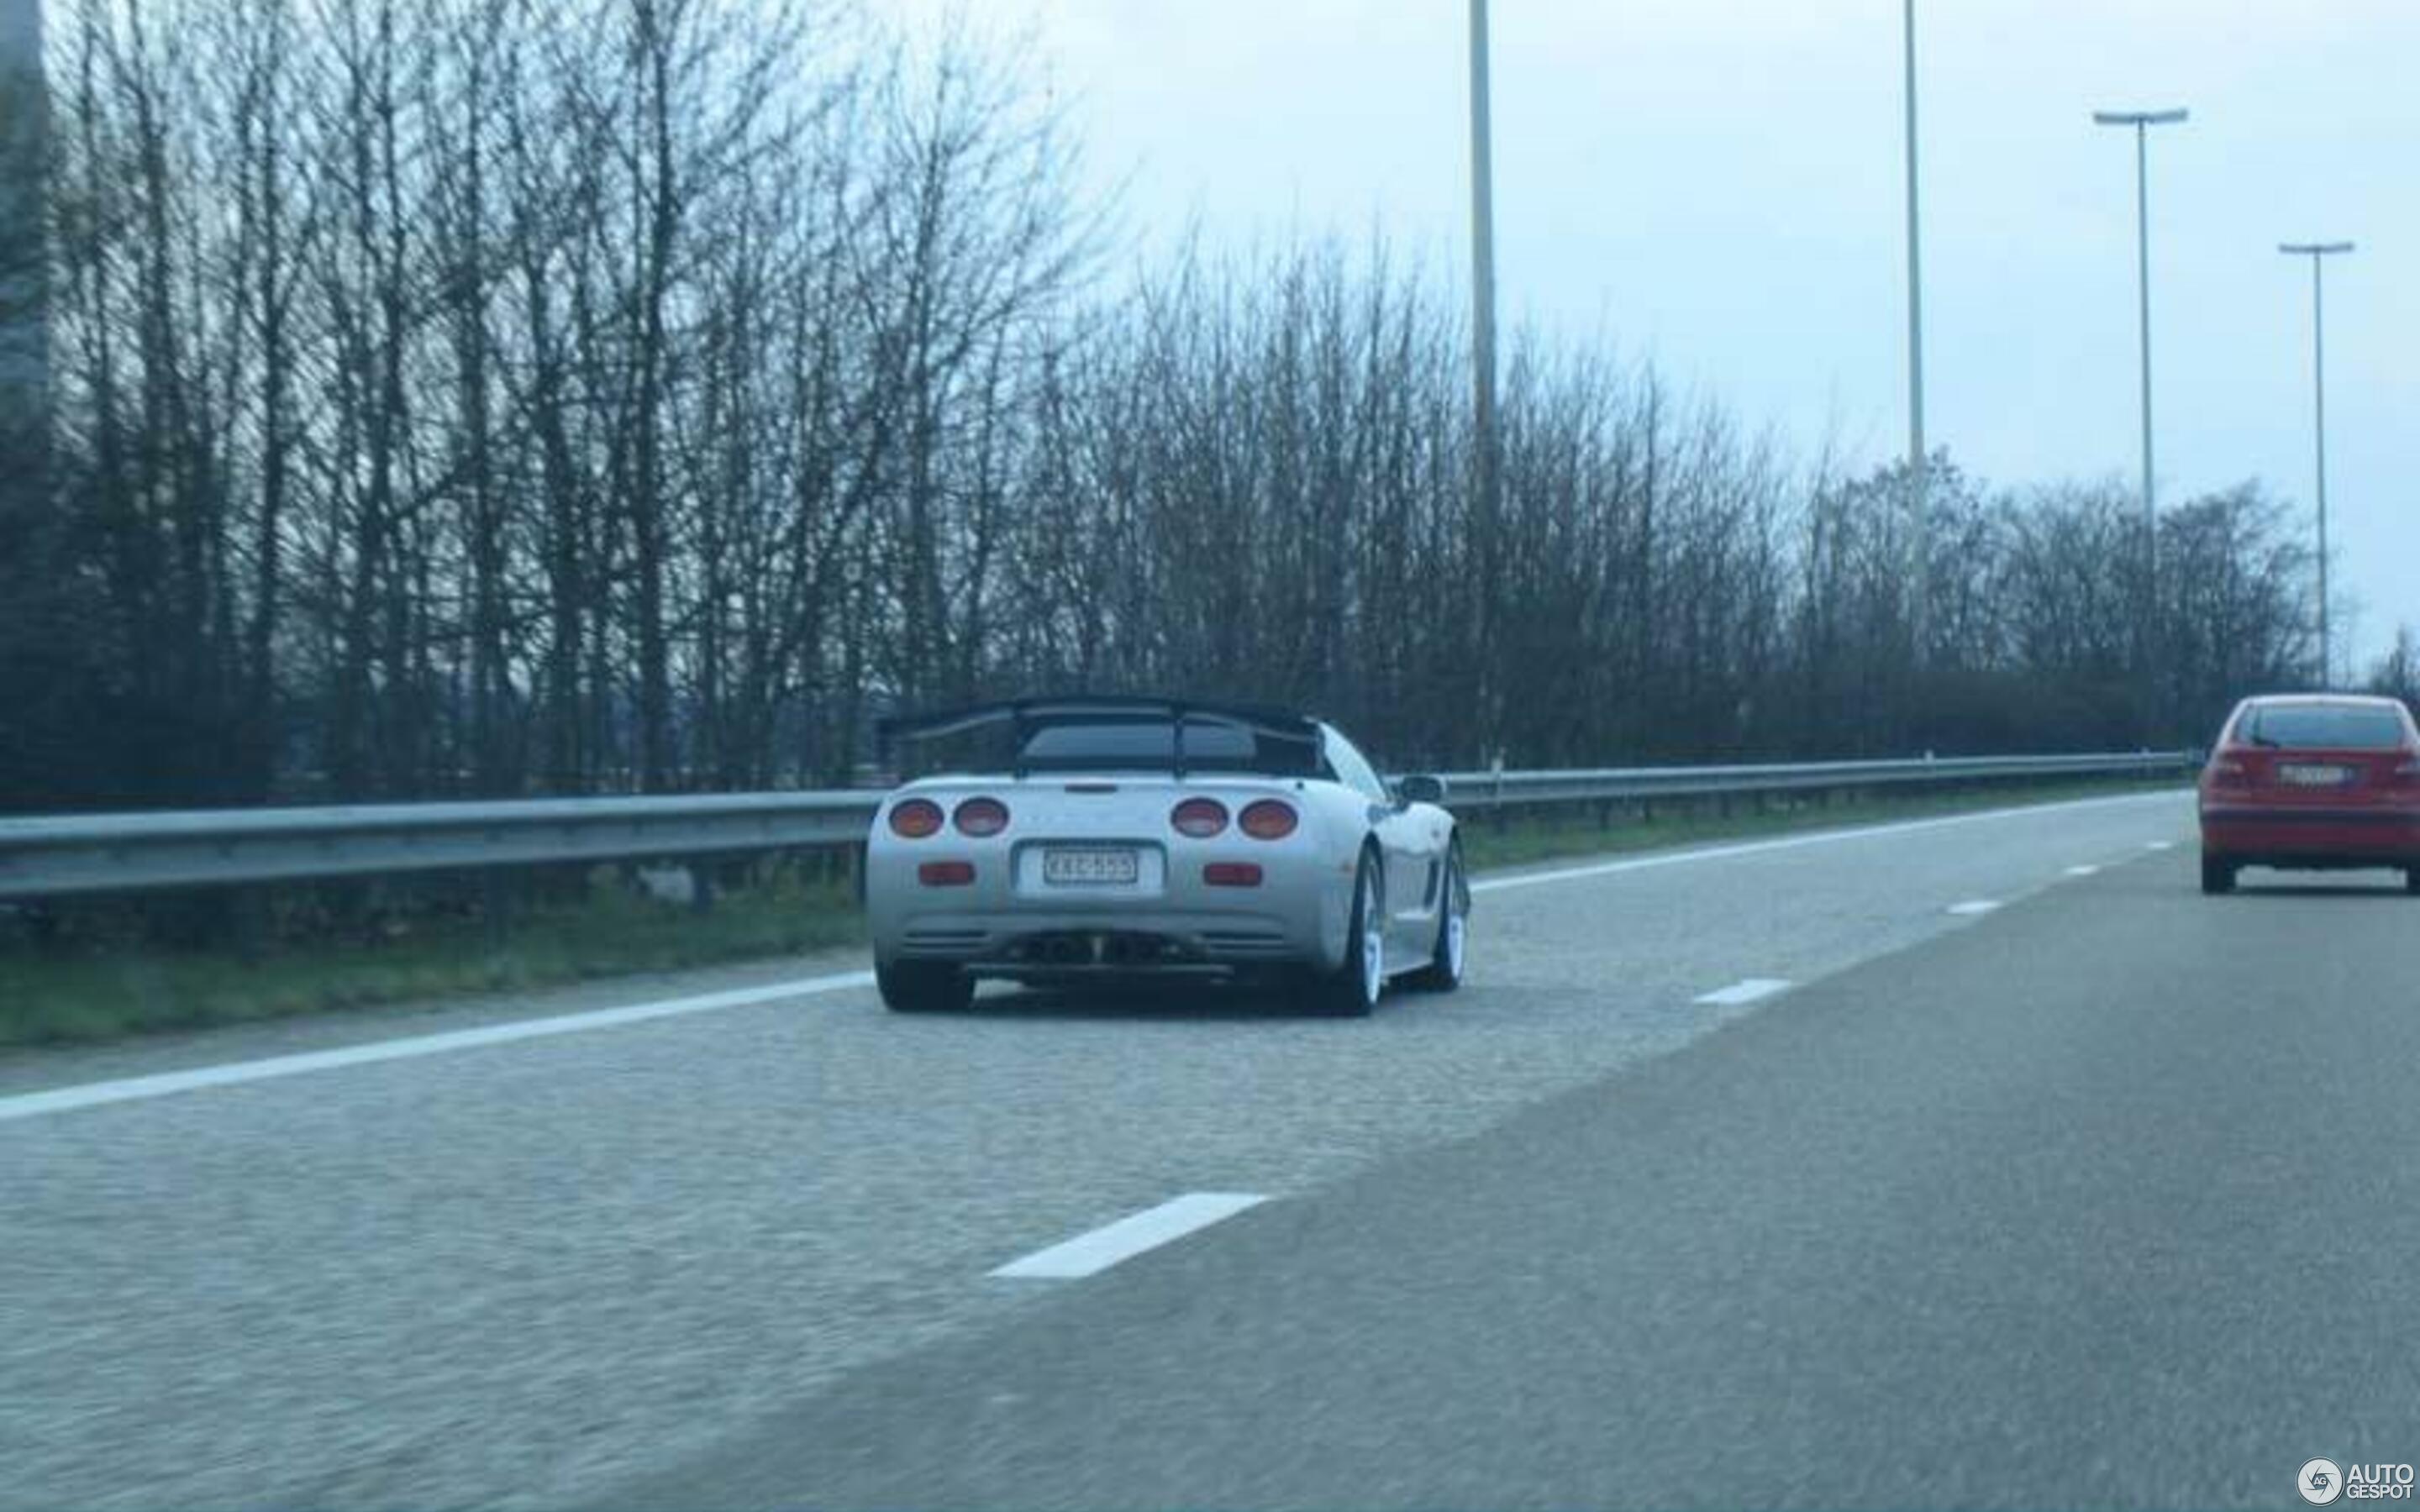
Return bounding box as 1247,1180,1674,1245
623,835,2420,1509
15,789,2396,1509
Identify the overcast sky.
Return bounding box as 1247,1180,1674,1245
901,0,2416,669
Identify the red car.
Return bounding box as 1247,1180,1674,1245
2197,694,2420,895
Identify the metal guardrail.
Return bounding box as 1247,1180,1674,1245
0,794,881,900
1457,750,2194,807
0,751,2194,900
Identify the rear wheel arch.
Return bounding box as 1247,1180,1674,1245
1407,839,1470,992
1302,844,1385,1016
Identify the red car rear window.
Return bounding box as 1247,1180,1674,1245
2238,706,2409,750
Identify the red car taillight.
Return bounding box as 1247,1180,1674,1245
2395,759,2420,789
1203,862,1263,887
888,798,944,838
2204,757,2250,789
1171,797,1228,838
1239,799,1298,840
918,860,976,886
953,796,1010,837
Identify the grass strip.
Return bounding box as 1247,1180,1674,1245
0,875,863,1047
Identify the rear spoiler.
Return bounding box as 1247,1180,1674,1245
878,696,1323,780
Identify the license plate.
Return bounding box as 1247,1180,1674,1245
1042,847,1140,886
2276,763,2355,787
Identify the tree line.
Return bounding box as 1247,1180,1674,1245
0,0,2381,813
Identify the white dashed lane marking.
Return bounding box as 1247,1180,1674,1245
1946,900,2002,916
991,1194,1269,1280
1693,979,1794,1007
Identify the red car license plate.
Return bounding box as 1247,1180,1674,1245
2275,763,2355,787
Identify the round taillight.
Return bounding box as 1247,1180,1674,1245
1239,799,1298,840
887,798,944,839
954,796,1010,837
1171,797,1228,838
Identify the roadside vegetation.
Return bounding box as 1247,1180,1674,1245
0,778,2186,1048
0,869,862,1047
2,0,2391,825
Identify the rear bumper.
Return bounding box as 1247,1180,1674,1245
865,822,1355,976
883,908,1321,974
2201,803,2420,865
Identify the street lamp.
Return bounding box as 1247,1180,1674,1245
2092,106,2186,727
1902,0,1928,663
1467,0,1497,513
2280,239,2354,686
2091,107,2187,555
1467,0,1500,722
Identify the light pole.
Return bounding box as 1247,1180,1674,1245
1467,0,1500,727
2281,240,2354,686
2092,106,2186,725
1902,0,1928,664
0,0,45,448
1467,1,1497,546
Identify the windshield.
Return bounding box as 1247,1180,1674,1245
1013,719,1319,775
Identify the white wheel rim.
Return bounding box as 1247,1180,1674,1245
1360,883,1383,1004
1444,906,1465,979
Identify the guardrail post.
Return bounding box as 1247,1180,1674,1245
231,886,270,964
480,869,520,951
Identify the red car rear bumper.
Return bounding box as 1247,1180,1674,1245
2200,804,2420,864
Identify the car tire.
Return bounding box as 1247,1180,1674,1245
2406,868,2420,895
2199,853,2238,895
877,959,974,1013
1302,849,1384,1017
1406,844,1469,992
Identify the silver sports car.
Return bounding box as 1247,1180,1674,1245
865,696,1470,1015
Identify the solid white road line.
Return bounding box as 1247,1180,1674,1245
2145,840,2176,851
1946,900,2001,916
991,1194,1268,1280
2065,864,2102,877
0,973,876,1124
1693,978,1793,1008
1468,790,2183,895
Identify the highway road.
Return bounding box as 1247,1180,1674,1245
7,788,2412,1509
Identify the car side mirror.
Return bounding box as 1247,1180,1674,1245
1396,774,1446,806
